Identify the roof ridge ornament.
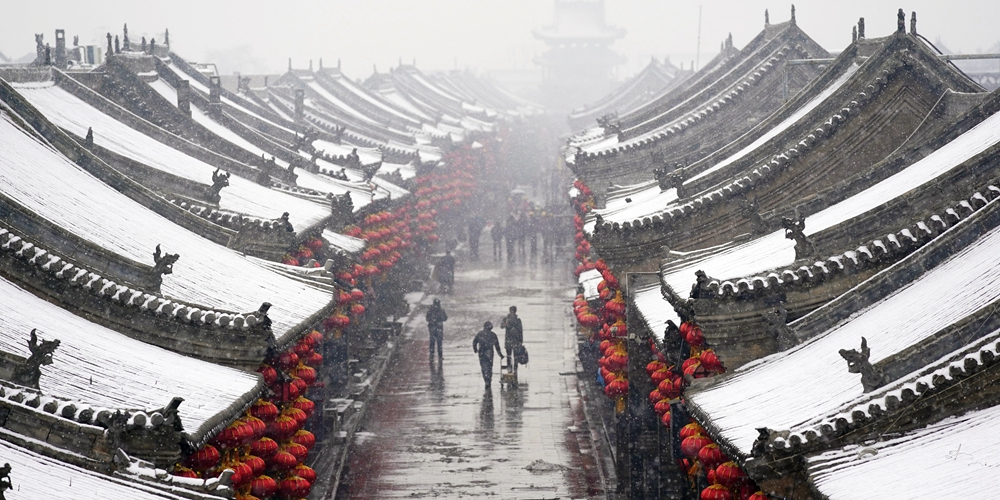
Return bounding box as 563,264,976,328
852,25,857,43
781,215,814,259
149,244,179,292
11,329,60,390
762,301,797,350
858,17,865,39
910,11,917,35
839,337,887,392
897,8,906,34
764,9,769,26
790,4,796,25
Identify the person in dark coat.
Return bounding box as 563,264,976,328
425,298,447,359
491,221,504,261
435,250,456,294
473,321,504,389
500,305,523,374
468,216,485,261
505,215,517,263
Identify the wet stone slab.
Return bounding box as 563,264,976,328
340,257,605,499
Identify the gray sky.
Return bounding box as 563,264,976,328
2,1,998,79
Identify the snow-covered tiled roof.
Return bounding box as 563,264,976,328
659,104,1000,327
14,82,329,230
687,206,1000,456
322,229,366,254
632,282,673,342
0,274,260,443
0,110,332,344
0,439,211,499
807,401,1000,500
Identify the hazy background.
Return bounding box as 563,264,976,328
2,0,998,79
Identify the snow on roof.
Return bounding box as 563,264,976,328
578,269,602,301
687,218,1000,455
306,80,378,125
379,161,416,180
807,402,1000,499
0,439,204,499
686,63,860,184
632,281,673,342
161,62,296,134
321,229,366,254
0,112,332,344
659,103,1000,326
14,82,328,230
0,275,260,442
588,181,677,230
312,139,382,164
329,72,419,124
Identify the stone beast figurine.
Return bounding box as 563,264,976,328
839,337,886,392
12,329,60,389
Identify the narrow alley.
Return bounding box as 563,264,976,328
340,249,607,499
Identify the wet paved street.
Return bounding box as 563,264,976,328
341,251,606,499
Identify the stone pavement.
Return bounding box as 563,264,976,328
339,252,607,499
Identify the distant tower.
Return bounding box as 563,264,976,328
534,0,626,112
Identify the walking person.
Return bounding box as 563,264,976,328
491,221,504,261
500,306,523,375
505,215,516,264
434,250,456,294
473,321,504,389
468,216,485,261
425,298,447,359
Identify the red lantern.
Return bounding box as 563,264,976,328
292,429,316,450
279,475,312,499
290,376,308,395
747,492,768,500
214,421,248,449
172,466,199,479
686,325,705,347
250,475,278,498
281,441,309,463
284,406,308,426
267,415,300,440
351,303,366,317
250,437,278,460
715,461,746,488
272,379,301,403
680,423,705,439
277,351,299,371
303,351,323,367
229,461,254,488
648,389,665,405
292,396,316,418
351,288,365,301
701,349,724,373
290,365,317,386
304,330,323,347
245,455,266,475
292,464,316,484
603,378,629,398
661,410,671,427
244,416,267,439
250,400,279,424
698,443,727,470
256,365,278,386
646,360,666,376
681,434,713,459
658,377,681,399
268,450,298,472
683,359,706,378
654,399,672,416
701,484,733,500
651,368,671,386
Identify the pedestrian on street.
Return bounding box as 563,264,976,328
434,250,456,294
468,216,485,261
425,298,447,359
500,305,523,374
473,321,504,389
491,221,504,261
505,215,517,263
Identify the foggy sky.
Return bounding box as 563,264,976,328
2,1,998,79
